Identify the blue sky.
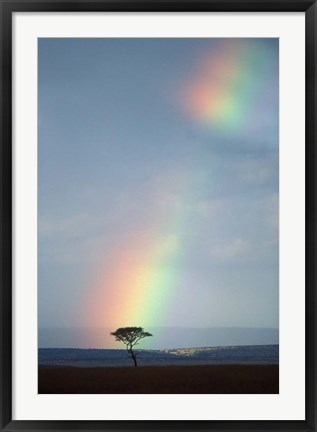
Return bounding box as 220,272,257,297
38,38,279,342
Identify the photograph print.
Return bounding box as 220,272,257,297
38,38,279,394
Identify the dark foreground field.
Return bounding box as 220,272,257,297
39,364,279,394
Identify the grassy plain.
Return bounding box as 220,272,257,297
39,364,278,394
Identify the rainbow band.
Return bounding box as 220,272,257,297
182,39,275,133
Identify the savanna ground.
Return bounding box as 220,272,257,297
38,364,279,394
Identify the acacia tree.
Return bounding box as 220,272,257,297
110,327,152,367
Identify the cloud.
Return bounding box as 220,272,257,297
38,212,112,238
232,155,278,187
209,238,250,261
196,199,223,217
38,212,113,264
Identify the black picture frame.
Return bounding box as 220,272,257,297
1,1,316,431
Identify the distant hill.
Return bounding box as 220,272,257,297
39,326,278,350
38,345,279,367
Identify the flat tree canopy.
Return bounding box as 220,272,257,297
110,327,153,366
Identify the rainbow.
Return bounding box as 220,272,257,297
82,39,277,346
88,233,183,329
83,170,203,335
181,39,277,134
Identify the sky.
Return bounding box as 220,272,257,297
38,38,279,347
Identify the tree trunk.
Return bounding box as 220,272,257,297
128,348,138,367
131,350,137,367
